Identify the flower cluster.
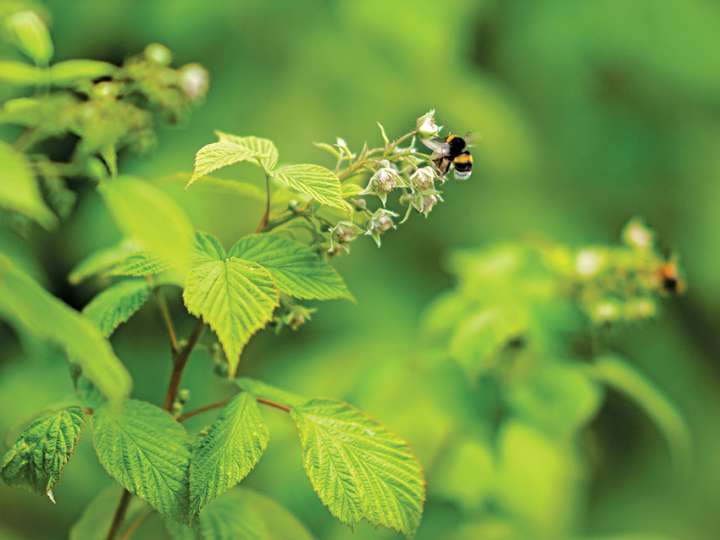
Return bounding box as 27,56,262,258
550,218,685,325
305,110,464,253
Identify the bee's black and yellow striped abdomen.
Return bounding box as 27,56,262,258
453,151,473,172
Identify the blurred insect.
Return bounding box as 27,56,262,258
657,259,685,294
422,134,473,180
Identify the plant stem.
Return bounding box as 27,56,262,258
116,509,152,540
105,490,132,540
104,318,204,540
256,173,271,232
155,288,179,355
178,395,290,422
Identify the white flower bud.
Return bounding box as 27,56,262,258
410,166,436,191
415,193,440,217
591,300,621,324
575,249,605,278
145,43,173,66
331,221,361,243
179,63,209,100
622,218,654,250
416,109,441,139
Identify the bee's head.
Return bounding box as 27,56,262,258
446,135,466,155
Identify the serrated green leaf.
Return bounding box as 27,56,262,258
167,488,315,540
48,60,117,85
588,356,690,467
0,60,42,85
189,393,269,517
6,11,53,65
1,407,85,498
99,177,195,277
231,234,352,301
183,232,279,376
93,399,190,519
0,254,131,402
69,485,145,540
69,241,169,285
0,141,56,228
82,279,151,337
215,133,279,172
291,399,426,536
271,164,348,211
189,141,255,187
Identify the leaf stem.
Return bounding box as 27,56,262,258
154,288,179,355
177,395,290,422
116,508,152,540
256,173,271,232
162,319,205,411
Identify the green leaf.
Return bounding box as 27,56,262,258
69,241,169,285
183,232,279,376
291,399,426,536
216,133,279,172
5,10,53,65
167,488,315,540
0,141,56,228
93,399,190,519
588,356,691,467
0,254,131,402
189,141,255,187
231,234,352,301
0,60,42,85
70,485,145,540
82,279,151,337
271,164,349,211
1,407,85,499
236,377,307,408
189,393,269,517
99,177,195,277
48,60,117,85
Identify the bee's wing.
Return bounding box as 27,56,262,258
421,138,450,155
463,131,481,148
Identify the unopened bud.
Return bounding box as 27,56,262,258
144,43,173,66
416,109,441,139
622,218,654,250
331,221,361,243
179,63,209,100
409,166,436,191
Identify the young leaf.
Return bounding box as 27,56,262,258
0,254,131,402
0,60,43,85
188,141,255,187
70,485,145,540
69,241,168,285
48,60,117,86
589,356,691,467
183,232,279,376
0,141,56,228
291,399,426,536
99,177,195,277
5,11,53,66
189,393,269,517
93,399,190,519
167,488,315,540
1,407,85,500
215,133,279,172
82,279,151,337
231,234,352,301
271,164,349,211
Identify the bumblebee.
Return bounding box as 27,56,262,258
657,260,685,294
422,134,473,180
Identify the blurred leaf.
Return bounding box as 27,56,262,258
183,232,279,377
189,393,269,518
0,254,131,402
231,233,352,301
5,10,53,65
216,132,279,172
0,141,56,228
82,279,151,337
588,356,691,467
430,436,495,513
93,399,190,520
99,176,195,277
47,60,116,85
0,406,84,499
0,60,42,85
167,488,315,540
271,164,348,211
69,241,167,284
291,398,425,536
507,363,603,437
69,484,145,540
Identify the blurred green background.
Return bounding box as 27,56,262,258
1,0,719,539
